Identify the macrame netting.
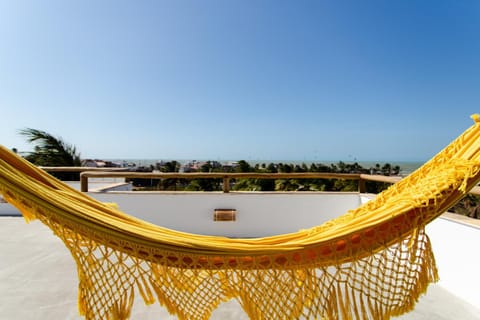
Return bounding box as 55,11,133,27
2,115,480,320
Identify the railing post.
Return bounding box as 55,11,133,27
80,174,88,192
223,177,230,193
358,177,366,193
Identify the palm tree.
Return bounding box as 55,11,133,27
19,128,81,166
19,128,81,180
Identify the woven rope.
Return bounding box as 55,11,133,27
2,115,480,319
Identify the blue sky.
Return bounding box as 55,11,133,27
1,0,479,162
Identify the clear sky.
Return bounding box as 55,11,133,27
1,0,479,162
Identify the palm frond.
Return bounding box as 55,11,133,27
19,128,81,166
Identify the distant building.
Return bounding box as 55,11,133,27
222,161,239,172
82,159,121,168
180,160,202,172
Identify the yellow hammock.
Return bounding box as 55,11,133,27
2,116,480,320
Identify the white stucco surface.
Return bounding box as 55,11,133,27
424,214,480,309
89,192,366,237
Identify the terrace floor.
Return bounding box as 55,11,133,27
1,215,480,319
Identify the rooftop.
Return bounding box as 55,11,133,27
1,189,480,319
